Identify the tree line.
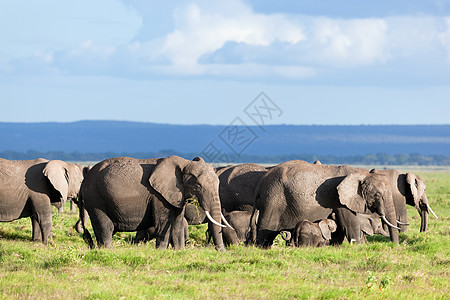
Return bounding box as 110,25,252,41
1,150,449,166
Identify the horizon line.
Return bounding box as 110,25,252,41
0,120,449,127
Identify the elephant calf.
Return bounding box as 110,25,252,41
220,210,257,246
292,219,337,247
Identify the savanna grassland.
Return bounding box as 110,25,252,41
0,170,449,299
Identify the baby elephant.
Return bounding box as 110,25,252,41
293,219,337,247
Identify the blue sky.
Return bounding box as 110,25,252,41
0,0,449,125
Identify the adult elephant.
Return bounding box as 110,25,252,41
370,169,437,232
0,158,84,244
135,163,269,246
255,160,400,248
80,156,228,250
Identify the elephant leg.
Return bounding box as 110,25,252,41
334,208,366,245
31,215,42,242
156,222,171,249
170,209,186,250
36,210,53,245
88,208,114,248
70,200,77,213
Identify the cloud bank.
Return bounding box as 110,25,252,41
1,0,449,83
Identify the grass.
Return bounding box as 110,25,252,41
0,172,449,299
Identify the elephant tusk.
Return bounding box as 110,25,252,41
397,220,409,226
426,203,438,219
381,216,401,230
221,213,235,230
205,211,226,228
350,239,356,245
280,231,291,241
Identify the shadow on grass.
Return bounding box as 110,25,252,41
0,228,32,242
366,233,409,244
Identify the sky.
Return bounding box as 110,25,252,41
0,0,449,125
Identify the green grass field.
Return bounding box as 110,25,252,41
0,171,449,299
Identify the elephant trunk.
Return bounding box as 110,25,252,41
418,194,430,232
420,206,429,232
202,194,225,252
382,193,400,243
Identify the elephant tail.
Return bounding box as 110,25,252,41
78,193,94,249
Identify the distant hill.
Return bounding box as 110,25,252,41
0,121,449,159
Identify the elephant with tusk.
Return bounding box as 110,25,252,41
254,160,400,248
79,156,228,250
370,169,437,233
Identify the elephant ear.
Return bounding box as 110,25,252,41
43,160,69,202
337,173,367,214
82,165,92,177
148,156,187,208
319,220,336,241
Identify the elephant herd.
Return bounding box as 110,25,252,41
0,156,438,251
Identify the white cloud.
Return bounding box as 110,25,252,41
309,17,389,66
160,1,305,68
1,0,450,83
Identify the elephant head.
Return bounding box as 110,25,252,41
318,219,337,241
337,172,399,243
359,213,389,237
405,173,436,232
370,169,436,233
148,155,226,251
43,160,84,208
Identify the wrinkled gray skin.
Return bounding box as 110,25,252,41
331,210,389,244
370,169,431,233
216,163,269,244
132,203,198,244
221,210,258,246
0,158,83,244
292,219,337,247
73,165,93,233
133,163,268,246
80,156,225,250
133,218,189,245
216,163,269,213
283,212,387,246
255,160,399,248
